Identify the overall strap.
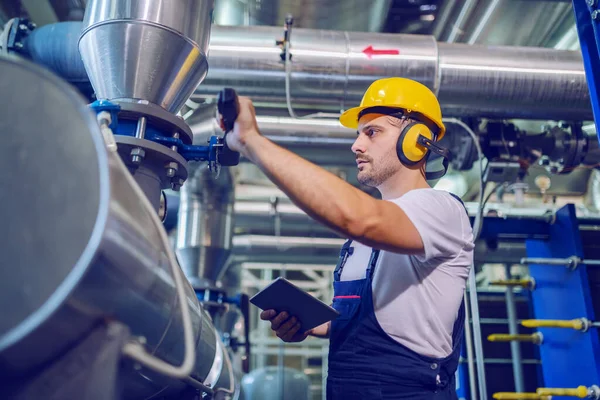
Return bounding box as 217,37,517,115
447,192,469,349
333,239,354,281
451,299,466,350
448,192,469,216
365,248,381,280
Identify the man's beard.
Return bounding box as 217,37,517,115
357,160,397,187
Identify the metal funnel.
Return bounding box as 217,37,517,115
78,0,213,114
176,166,235,290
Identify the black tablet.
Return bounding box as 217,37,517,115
250,277,340,331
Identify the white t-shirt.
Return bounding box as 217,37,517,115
340,188,474,358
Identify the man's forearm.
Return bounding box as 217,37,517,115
308,321,330,339
243,134,373,239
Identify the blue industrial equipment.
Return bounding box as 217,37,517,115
197,290,252,374
90,98,239,171
524,204,600,388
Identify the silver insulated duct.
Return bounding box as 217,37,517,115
79,0,213,113
195,25,591,121
0,55,235,399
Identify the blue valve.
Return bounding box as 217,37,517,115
87,89,241,169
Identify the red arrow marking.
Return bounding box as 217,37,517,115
362,45,400,59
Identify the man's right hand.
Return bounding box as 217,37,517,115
260,310,309,343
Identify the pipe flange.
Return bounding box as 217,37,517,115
112,99,194,145
115,136,188,190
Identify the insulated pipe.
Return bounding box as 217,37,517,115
17,22,590,120
22,21,89,84
197,25,591,121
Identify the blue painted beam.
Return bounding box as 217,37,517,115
525,204,600,387
573,0,600,141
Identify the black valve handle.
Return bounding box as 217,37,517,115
217,88,240,133
216,88,241,166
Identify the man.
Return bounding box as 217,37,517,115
225,77,475,399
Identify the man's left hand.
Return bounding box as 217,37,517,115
225,96,261,157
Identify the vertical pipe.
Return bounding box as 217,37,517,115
504,264,525,393
468,267,488,400
446,0,477,42
466,0,503,45
463,291,478,400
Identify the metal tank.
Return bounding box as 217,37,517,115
0,54,235,399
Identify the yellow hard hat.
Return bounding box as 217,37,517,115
339,77,446,140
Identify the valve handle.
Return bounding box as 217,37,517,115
217,88,240,133
215,88,241,167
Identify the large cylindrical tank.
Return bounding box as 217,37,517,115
0,54,234,399
241,367,311,400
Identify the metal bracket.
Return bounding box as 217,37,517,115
590,384,600,400
520,255,582,270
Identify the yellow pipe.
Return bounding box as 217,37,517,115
521,318,586,331
493,392,551,399
537,386,589,398
489,278,535,289
487,333,543,344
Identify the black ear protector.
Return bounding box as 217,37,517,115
358,106,451,180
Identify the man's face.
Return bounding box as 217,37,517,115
352,113,405,187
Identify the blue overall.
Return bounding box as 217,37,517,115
326,195,467,400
